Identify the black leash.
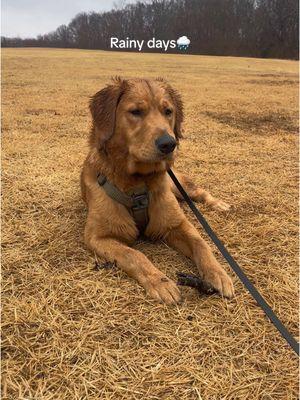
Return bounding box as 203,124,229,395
168,169,299,356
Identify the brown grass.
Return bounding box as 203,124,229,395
2,48,299,399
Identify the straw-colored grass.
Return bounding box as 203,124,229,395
2,48,299,399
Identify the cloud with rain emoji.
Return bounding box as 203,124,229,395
177,36,190,50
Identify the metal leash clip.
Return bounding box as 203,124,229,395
131,193,149,210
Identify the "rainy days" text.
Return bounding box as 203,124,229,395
110,37,177,52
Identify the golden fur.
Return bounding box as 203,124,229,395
81,77,234,304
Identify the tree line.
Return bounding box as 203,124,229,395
2,0,299,59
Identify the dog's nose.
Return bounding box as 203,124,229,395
155,133,177,154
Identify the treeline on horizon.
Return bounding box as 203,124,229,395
2,0,299,59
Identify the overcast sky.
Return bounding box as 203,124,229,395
1,0,126,38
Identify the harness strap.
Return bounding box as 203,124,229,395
97,173,149,233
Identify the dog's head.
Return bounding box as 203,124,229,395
89,77,183,174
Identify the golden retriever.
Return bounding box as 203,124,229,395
81,77,234,304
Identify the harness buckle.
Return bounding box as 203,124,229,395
131,193,149,210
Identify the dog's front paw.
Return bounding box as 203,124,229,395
203,267,234,298
144,274,181,305
210,199,231,212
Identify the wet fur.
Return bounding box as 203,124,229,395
81,77,233,304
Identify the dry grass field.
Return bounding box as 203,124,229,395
2,48,299,399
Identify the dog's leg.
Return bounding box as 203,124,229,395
85,235,181,304
165,218,234,298
169,171,230,212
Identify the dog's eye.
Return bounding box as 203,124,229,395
165,108,173,116
130,109,142,116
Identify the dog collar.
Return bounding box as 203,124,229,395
97,173,149,233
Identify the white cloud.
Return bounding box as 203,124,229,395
177,36,190,46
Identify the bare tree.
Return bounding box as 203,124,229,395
2,0,298,59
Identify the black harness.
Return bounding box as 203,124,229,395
97,173,149,233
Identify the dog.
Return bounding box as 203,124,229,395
81,77,234,304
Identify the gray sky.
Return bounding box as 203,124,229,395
1,0,124,38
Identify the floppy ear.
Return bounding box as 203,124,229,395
166,84,184,139
89,77,125,149
157,78,184,140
